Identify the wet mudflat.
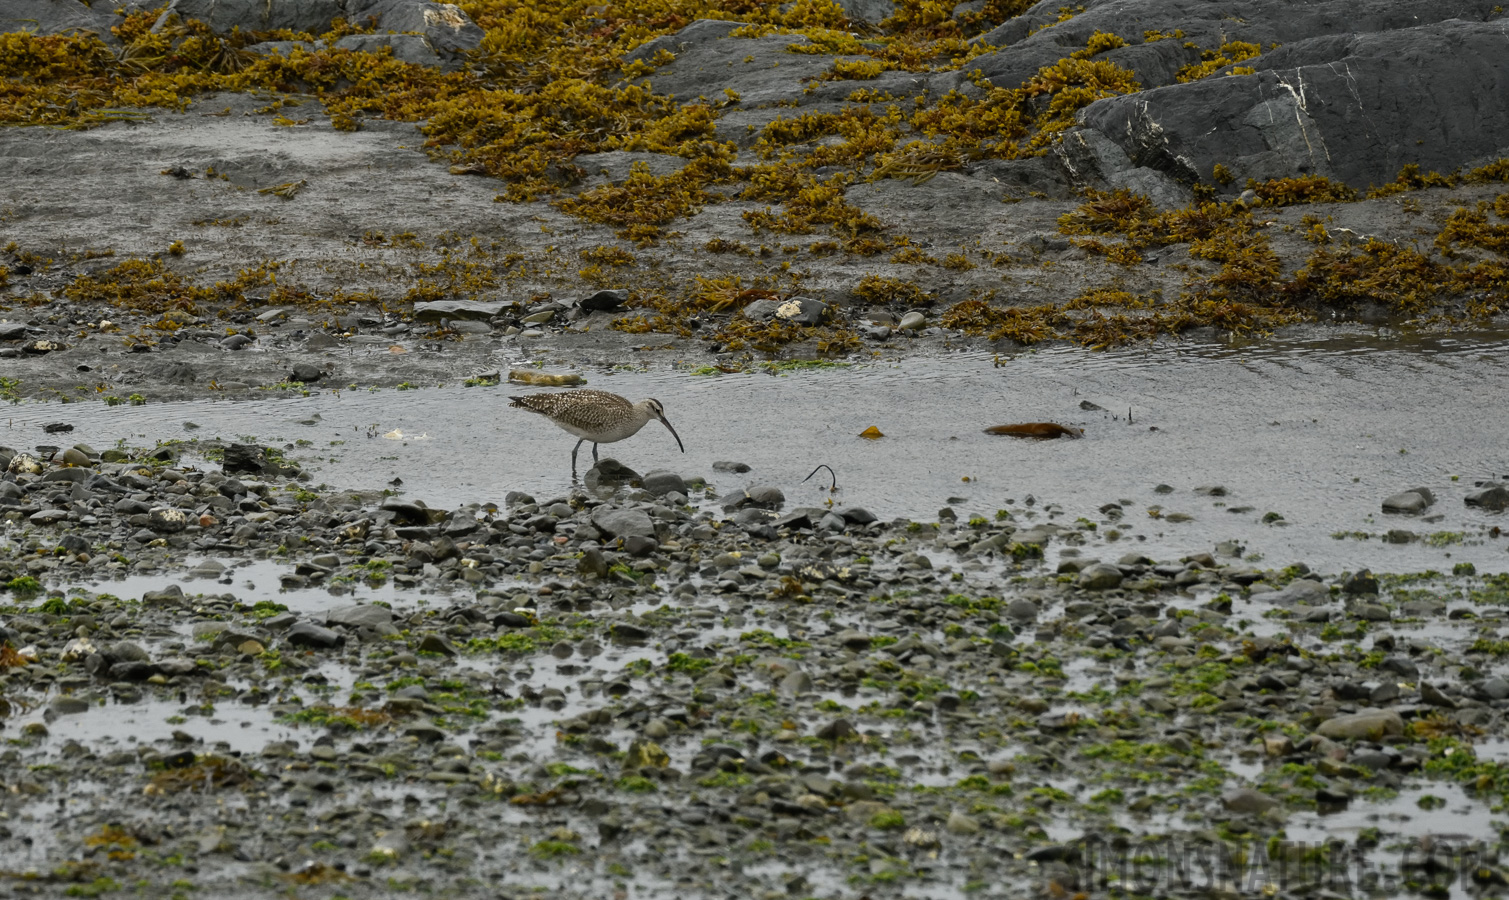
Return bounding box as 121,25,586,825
1,332,1508,900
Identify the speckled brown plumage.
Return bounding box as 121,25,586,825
511,389,684,476
509,389,634,433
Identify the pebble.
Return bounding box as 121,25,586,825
286,622,343,648
1316,710,1405,740
1077,562,1123,590
1381,487,1433,513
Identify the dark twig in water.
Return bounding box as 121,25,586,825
802,464,838,492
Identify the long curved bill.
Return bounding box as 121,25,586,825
657,413,686,453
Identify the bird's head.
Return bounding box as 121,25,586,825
646,399,685,453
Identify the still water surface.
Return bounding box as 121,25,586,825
5,327,1507,574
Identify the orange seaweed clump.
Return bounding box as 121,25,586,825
739,169,886,239
556,159,728,243
1246,175,1357,207
1175,40,1261,82
145,755,254,794
63,258,217,315
1436,207,1509,258
1056,188,1155,235
1287,239,1464,318
852,275,930,306
985,422,1083,438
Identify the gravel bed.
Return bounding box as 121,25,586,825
3,441,1508,898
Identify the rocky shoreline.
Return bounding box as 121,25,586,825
3,440,1509,897
4,0,1509,388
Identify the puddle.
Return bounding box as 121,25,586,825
78,557,414,615
23,695,302,755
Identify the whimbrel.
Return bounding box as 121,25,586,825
510,389,684,477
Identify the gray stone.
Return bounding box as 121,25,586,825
630,28,868,109
1382,490,1432,514
413,299,511,322
1264,578,1329,607
836,506,876,525
355,0,482,55
573,151,688,184
578,547,608,578
106,641,151,664
1341,570,1379,595
742,486,785,509
142,585,186,607
1077,563,1124,591
153,0,343,36
1055,126,1192,208
779,671,814,696
968,0,1504,93
326,604,394,629
287,622,343,649
48,697,91,716
816,718,856,741
622,534,659,557
1006,597,1038,621
774,508,817,530
592,506,655,540
836,0,895,24
403,721,446,742
945,810,982,835
898,311,926,331
836,630,871,651
743,296,830,326
189,559,226,577
1076,17,1509,193
418,634,458,656
111,661,160,681
222,443,266,474
1316,709,1405,741
579,289,629,311
3,0,120,42
148,507,190,533
1420,682,1457,709
1221,788,1280,814
610,622,651,641
1466,485,1509,512
584,459,639,491
289,362,323,383
380,499,434,526
641,470,687,498
623,18,742,64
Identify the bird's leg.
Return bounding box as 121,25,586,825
593,443,600,463
572,438,586,479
